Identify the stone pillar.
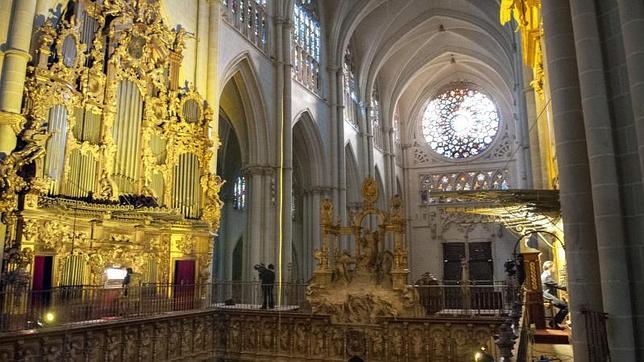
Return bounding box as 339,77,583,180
337,70,347,248
0,0,36,157
194,0,210,95
541,1,604,359
364,105,374,178
617,0,644,188
513,33,532,189
246,167,265,277
328,66,340,208
206,0,221,173
282,22,294,288
311,188,321,251
522,66,543,189
0,0,15,78
570,0,636,359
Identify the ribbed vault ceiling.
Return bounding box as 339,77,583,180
322,0,516,139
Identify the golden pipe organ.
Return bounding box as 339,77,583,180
0,0,223,288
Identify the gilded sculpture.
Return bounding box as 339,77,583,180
307,178,422,324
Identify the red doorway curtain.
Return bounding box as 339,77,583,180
173,260,195,310
31,255,53,317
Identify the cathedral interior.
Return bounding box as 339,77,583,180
0,0,643,361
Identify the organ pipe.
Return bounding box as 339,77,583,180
112,80,143,193
73,108,101,143
64,149,97,198
172,153,201,218
43,105,68,194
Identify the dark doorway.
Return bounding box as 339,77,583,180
31,255,53,317
173,260,195,310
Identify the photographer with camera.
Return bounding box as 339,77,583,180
255,263,275,309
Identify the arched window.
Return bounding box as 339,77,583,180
233,176,246,210
292,0,320,92
393,106,401,145
371,86,384,151
422,83,500,159
343,48,359,129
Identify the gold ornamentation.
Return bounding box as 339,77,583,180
309,178,419,323
201,174,224,231
361,177,378,206
0,111,26,135
177,234,195,256
320,198,333,225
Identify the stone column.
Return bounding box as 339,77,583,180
246,166,265,277
206,0,221,173
280,20,294,288
328,66,340,208
522,66,543,189
337,70,347,247
0,0,15,76
570,0,636,359
541,1,604,359
617,0,644,188
513,33,532,189
194,0,209,94
0,0,36,157
311,188,321,251
365,105,374,178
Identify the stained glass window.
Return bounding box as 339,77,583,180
292,0,320,92
233,176,246,210
422,84,499,159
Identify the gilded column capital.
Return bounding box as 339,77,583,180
0,111,26,134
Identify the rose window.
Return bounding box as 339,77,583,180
422,85,500,159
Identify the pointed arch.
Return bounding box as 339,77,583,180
293,110,328,188
219,53,271,165
374,165,386,210
345,143,361,206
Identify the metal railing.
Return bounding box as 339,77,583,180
0,281,307,333
0,281,508,332
413,283,510,316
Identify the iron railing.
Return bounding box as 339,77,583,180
413,283,510,316
0,281,508,333
0,281,307,332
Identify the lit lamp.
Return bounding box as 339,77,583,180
43,311,56,326
474,346,494,362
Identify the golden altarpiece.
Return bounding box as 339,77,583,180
307,178,422,324
0,0,223,289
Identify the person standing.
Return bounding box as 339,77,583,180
260,264,276,309
541,261,568,329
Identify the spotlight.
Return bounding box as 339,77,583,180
44,312,55,324
473,346,494,362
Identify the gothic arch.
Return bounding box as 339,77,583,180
293,110,328,188
220,53,272,165
345,143,361,206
